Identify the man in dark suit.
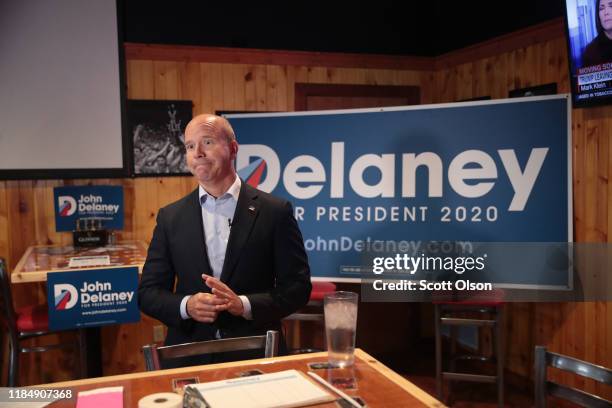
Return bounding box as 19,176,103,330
138,113,312,366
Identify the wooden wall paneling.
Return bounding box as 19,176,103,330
363,68,381,85
120,179,135,242
535,41,551,87
139,178,160,243
153,61,181,100
584,109,601,242
0,182,9,264
505,303,533,378
307,67,329,83
286,66,309,110
253,64,268,111
524,45,538,86
221,63,237,111
574,109,585,240
285,65,297,111
584,302,597,394
244,65,257,111
208,63,225,113
181,177,196,198
156,177,186,210
124,42,435,71
199,63,214,115
609,109,612,239
391,69,415,88
455,63,474,101
182,62,202,115
551,38,571,94
570,304,587,389
472,58,489,99
418,71,434,104
275,66,288,112
7,181,35,273
365,68,395,87
435,67,456,103
127,60,155,99
132,178,150,242
32,180,58,246
232,64,248,112
325,67,354,84
487,54,508,99
597,114,609,242
505,49,519,94
265,65,282,112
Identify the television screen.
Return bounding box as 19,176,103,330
564,0,612,107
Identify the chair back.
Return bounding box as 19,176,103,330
142,330,280,371
0,258,18,343
535,345,612,408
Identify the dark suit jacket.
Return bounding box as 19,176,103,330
138,182,312,356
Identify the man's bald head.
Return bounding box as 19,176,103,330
185,114,236,144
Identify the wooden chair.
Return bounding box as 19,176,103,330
0,258,84,386
434,292,505,407
142,330,280,371
283,281,336,353
534,345,612,408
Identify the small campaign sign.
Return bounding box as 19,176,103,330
54,185,124,232
47,267,140,331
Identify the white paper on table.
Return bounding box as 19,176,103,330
187,369,335,408
68,255,110,267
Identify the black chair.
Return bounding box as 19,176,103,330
534,346,612,408
0,258,84,386
142,330,280,371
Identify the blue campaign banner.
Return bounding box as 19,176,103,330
53,185,124,232
47,267,140,331
227,95,571,285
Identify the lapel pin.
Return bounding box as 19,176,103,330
248,205,255,213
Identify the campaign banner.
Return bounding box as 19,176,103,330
227,95,571,286
47,267,140,331
54,185,124,232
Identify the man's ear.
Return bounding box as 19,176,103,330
230,140,239,160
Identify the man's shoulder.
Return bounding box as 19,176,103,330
243,183,289,210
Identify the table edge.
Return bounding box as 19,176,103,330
354,349,446,408
10,241,147,283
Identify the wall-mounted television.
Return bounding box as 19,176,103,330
564,0,612,107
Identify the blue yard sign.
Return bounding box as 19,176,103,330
53,185,124,232
227,95,572,287
47,267,140,330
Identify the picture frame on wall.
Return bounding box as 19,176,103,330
127,100,193,176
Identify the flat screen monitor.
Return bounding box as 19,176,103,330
564,0,612,107
0,0,127,179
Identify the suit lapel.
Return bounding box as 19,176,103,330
187,188,213,280
220,183,259,283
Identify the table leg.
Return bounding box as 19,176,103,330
79,327,102,378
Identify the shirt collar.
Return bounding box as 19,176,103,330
198,175,241,205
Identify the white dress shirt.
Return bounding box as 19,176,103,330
179,176,252,321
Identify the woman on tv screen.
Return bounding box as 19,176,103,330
582,0,612,66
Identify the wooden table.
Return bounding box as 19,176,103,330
11,241,147,283
40,349,445,407
11,241,148,377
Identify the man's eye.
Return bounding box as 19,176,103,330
185,144,194,150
